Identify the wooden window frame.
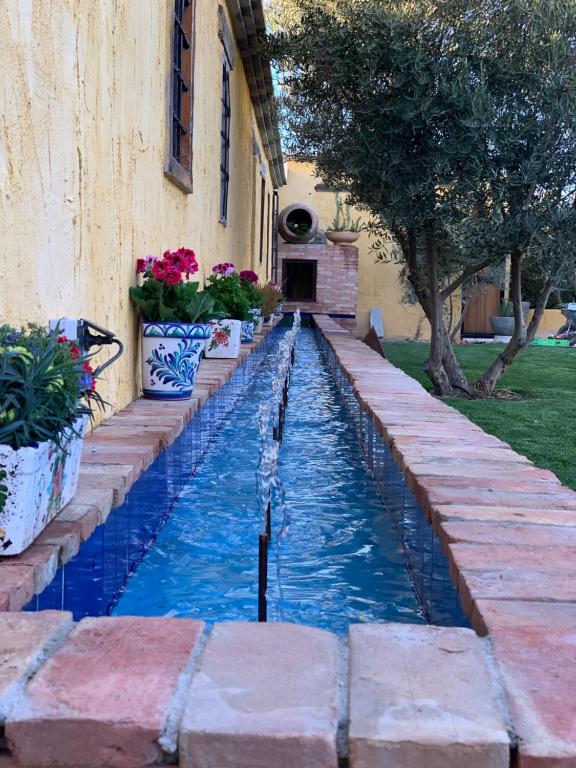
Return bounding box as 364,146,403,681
165,0,196,194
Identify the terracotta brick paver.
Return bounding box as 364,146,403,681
474,601,576,767
0,611,73,722
6,617,205,768
349,623,509,768
180,622,339,768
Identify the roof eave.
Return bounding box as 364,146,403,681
225,0,286,188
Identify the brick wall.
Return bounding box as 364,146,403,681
278,242,358,317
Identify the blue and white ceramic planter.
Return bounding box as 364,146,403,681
141,322,211,399
241,308,260,344
240,320,255,344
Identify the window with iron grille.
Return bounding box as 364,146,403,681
258,177,266,264
219,58,231,223
165,0,195,193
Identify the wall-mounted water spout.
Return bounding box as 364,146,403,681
49,317,124,376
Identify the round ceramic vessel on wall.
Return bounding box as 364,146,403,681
205,319,241,359
325,230,360,245
141,322,211,399
278,203,319,244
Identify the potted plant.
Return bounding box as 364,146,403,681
204,263,252,358
489,299,531,336
0,324,103,555
260,281,284,325
239,270,263,342
325,194,363,244
129,249,222,399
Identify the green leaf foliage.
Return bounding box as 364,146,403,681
129,279,223,324
0,324,105,450
240,279,263,309
204,274,253,320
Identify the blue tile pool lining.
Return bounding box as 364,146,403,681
24,329,281,618
26,323,465,627
316,331,467,627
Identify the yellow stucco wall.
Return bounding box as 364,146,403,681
278,161,429,339
0,0,275,417
528,309,565,337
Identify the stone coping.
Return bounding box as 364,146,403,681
0,322,281,613
313,313,576,767
0,614,509,768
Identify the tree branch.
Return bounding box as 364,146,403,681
441,258,492,301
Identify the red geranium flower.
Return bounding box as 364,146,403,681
240,270,259,284
164,266,182,285
152,260,169,281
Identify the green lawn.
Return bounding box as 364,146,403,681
383,341,576,490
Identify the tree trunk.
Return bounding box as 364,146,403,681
475,251,553,394
442,333,470,393
423,228,453,395
399,225,469,394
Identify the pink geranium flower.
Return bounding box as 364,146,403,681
213,262,236,276
136,255,157,274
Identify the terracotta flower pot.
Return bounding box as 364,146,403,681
325,230,360,245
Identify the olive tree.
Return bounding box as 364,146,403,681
269,0,576,395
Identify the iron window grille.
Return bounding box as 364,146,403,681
219,58,231,223
166,0,195,193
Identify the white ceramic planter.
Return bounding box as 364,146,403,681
142,322,211,400
205,319,241,359
0,416,87,556
255,317,264,334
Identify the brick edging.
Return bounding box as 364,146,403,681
0,615,510,768
313,314,576,766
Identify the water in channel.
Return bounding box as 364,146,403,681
112,328,424,633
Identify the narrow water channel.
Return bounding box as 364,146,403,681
113,329,424,633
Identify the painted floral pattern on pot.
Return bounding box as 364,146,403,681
205,319,241,359
142,322,211,399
